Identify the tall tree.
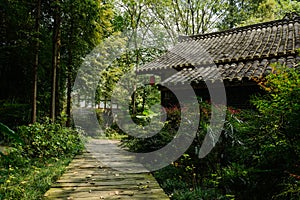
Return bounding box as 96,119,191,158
62,0,114,126
217,0,265,30
31,0,41,123
146,0,230,42
50,0,61,122
239,0,300,26
0,0,35,101
1,0,113,126
114,0,149,114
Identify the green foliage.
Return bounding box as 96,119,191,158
249,64,300,199
124,64,300,199
0,157,72,200
0,121,84,199
217,0,264,29
95,47,164,104
1,0,114,123
1,120,84,171
120,116,174,152
171,187,228,200
0,122,23,145
0,123,22,181
143,0,234,38
252,65,300,137
207,64,300,199
0,122,23,185
15,119,84,159
1,0,299,198
239,0,300,26
120,106,181,152
0,102,30,129
153,164,228,200
219,0,300,29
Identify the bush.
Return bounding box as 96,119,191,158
249,64,300,199
120,106,180,152
14,119,84,159
171,187,228,200
217,64,300,199
0,120,84,199
121,64,300,200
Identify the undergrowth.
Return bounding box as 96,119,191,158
0,119,84,199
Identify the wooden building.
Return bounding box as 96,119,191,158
138,13,300,108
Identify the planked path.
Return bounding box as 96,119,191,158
44,139,169,199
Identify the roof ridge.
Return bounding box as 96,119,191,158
179,13,300,42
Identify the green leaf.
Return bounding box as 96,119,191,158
0,122,23,144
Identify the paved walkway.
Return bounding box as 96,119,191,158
44,139,169,199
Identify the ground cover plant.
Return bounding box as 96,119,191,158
0,119,84,199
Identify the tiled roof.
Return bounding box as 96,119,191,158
139,13,300,83
161,56,300,84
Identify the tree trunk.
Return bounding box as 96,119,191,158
32,0,41,123
131,32,140,115
66,15,74,127
142,86,146,112
50,0,61,122
66,64,73,127
55,52,61,119
66,45,73,127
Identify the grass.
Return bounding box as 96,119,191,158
0,157,73,200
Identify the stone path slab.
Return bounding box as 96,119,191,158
44,139,169,199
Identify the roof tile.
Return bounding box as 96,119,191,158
139,14,300,83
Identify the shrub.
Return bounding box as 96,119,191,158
14,119,84,159
217,64,300,199
120,106,180,152
121,64,300,200
0,120,84,199
250,64,300,199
